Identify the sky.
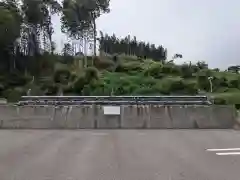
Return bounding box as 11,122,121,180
52,0,240,69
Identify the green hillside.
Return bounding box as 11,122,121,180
1,53,240,109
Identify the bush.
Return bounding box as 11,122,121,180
155,79,183,94
73,76,87,94
235,104,240,109
157,78,198,95
143,63,164,79
28,85,44,96
2,88,23,102
0,83,5,96
162,64,180,75
133,87,159,95
213,93,240,106
213,97,227,105
85,67,99,82
183,81,198,95
44,84,58,95
93,56,114,70
228,78,240,89
191,65,200,73
115,62,143,73
5,73,32,87
54,69,71,84
180,64,193,78
212,76,228,91
168,80,186,93
197,70,213,92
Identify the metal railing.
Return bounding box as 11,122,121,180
18,96,212,106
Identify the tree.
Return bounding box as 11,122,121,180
0,0,22,70
98,32,167,61
196,61,208,69
228,65,240,74
21,0,61,56
83,0,110,56
0,0,21,47
61,0,90,38
173,53,183,59
61,0,110,57
62,43,74,56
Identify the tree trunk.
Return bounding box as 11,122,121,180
93,18,97,57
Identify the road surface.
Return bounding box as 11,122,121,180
0,130,240,180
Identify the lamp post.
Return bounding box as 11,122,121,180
208,76,213,103
208,76,213,93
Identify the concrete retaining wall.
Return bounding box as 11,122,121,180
96,105,120,129
121,105,149,129
0,105,237,129
148,106,172,128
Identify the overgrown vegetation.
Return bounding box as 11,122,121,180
1,0,240,109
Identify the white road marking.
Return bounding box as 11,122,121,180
216,152,240,156
206,148,240,152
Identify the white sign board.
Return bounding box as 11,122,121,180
103,106,121,115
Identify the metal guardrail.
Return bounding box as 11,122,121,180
20,96,209,102
18,96,212,106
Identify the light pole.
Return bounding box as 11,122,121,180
208,76,213,93
208,76,214,103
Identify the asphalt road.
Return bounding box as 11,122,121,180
0,130,240,180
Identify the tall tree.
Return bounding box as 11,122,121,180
61,0,110,57
82,0,110,56
0,0,22,70
21,0,61,56
98,32,167,61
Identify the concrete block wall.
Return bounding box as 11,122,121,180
0,104,237,129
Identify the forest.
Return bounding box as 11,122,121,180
1,0,240,108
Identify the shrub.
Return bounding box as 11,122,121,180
5,73,32,87
28,85,44,96
85,67,99,82
2,88,23,102
211,76,228,91
213,93,240,106
197,61,208,69
162,64,181,75
115,62,143,73
44,84,58,95
191,65,200,73
180,63,193,78
196,70,213,92
93,56,114,70
183,81,198,95
213,97,227,105
168,80,186,93
73,76,87,94
228,78,240,89
143,63,164,79
54,69,71,84
0,83,5,96
133,87,159,95
235,104,240,109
